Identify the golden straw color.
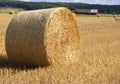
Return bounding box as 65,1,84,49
6,7,80,67
0,28,6,56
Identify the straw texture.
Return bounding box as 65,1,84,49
0,28,6,56
6,7,80,67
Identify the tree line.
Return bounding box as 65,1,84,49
0,1,120,14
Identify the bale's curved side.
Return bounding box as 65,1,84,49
6,7,80,67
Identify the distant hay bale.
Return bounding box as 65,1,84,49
6,7,80,67
113,15,117,18
9,10,14,15
97,14,101,17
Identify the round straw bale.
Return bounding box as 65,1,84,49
9,10,14,15
6,7,80,67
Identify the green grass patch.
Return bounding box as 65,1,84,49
0,8,9,14
0,8,23,14
76,14,99,17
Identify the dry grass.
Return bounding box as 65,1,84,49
0,14,15,58
0,28,6,56
0,13,120,84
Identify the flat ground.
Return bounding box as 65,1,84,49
0,13,120,84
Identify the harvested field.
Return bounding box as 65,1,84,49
0,28,6,56
0,14,15,57
0,13,120,84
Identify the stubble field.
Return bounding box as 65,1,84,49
0,13,120,84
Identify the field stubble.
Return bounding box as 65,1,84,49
0,14,120,84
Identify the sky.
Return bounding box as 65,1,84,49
20,0,120,5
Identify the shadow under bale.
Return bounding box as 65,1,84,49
0,54,9,68
0,54,38,70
